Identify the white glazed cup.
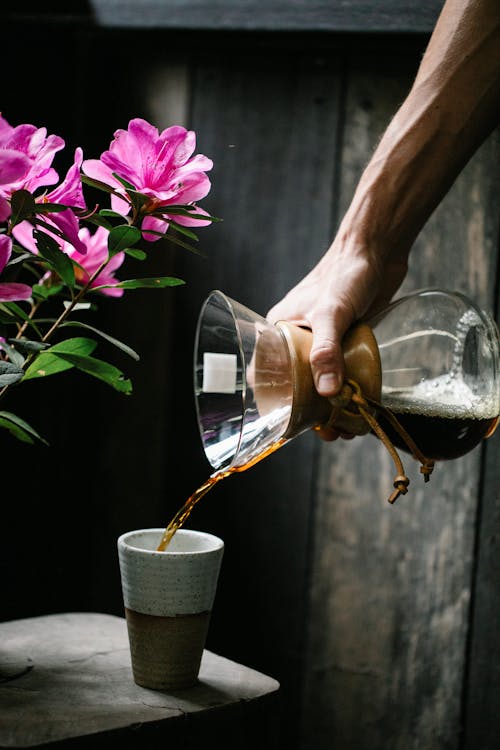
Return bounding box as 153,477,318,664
117,528,224,690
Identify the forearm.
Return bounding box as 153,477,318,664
267,0,500,406
335,0,500,268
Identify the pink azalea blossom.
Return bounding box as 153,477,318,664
0,234,32,302
0,113,65,222
12,149,87,256
0,150,31,186
82,118,213,241
63,225,124,297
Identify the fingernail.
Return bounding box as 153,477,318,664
317,373,337,395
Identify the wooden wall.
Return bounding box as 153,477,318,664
2,4,499,749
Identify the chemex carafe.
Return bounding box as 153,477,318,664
194,288,499,503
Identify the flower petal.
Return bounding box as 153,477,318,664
0,233,12,271
47,148,86,209
0,149,31,185
141,215,169,242
0,282,32,302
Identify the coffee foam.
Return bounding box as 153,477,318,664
382,374,499,420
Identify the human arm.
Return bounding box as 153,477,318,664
266,0,500,437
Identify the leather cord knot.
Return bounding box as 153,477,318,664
419,462,435,482
326,378,435,504
325,383,354,431
389,475,410,504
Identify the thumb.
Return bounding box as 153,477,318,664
309,318,345,398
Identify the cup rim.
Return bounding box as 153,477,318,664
117,527,224,555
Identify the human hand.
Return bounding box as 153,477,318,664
266,235,408,440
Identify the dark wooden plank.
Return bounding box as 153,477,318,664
167,49,344,749
463,136,500,749
89,0,443,32
301,57,500,749
463,439,500,750
4,0,443,32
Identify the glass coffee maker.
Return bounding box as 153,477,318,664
194,288,499,503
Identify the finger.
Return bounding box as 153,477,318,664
266,304,307,329
313,425,340,441
309,325,344,397
313,424,356,442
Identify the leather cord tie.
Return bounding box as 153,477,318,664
327,378,435,504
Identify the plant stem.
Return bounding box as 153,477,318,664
41,264,105,343
0,260,109,404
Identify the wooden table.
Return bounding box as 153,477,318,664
0,612,280,749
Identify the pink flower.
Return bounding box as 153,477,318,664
0,150,31,186
82,118,213,241
0,113,65,222
0,234,32,302
12,149,87,256
63,225,124,297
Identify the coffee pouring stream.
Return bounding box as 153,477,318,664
194,288,500,505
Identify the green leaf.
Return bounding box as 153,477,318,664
150,205,221,224
9,190,36,226
34,202,69,214
129,192,149,214
99,209,124,219
167,221,199,242
0,302,43,336
0,361,24,386
34,230,76,289
164,233,207,257
112,173,136,191
49,338,99,355
0,301,33,325
49,352,133,394
1,337,49,371
80,174,117,195
0,341,25,367
0,311,16,323
149,205,196,217
61,321,140,361
124,247,147,260
7,338,49,354
96,276,185,291
136,224,206,257
23,337,98,380
0,304,18,323
108,224,142,257
0,416,34,443
23,355,74,379
32,217,66,241
32,282,65,300
0,302,42,338
0,410,48,445
7,251,32,266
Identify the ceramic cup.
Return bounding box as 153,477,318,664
117,528,224,690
